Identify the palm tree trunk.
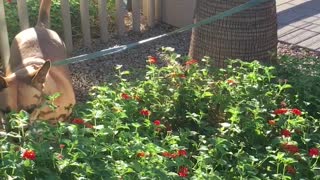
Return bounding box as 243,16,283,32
189,0,278,67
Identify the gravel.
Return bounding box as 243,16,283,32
277,41,320,59
1,23,319,102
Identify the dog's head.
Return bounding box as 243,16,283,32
0,61,51,124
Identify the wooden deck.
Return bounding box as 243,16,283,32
277,0,320,51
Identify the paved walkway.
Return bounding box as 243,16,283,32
277,0,320,51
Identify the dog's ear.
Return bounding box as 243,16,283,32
32,61,51,88
0,76,8,91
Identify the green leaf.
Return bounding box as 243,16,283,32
115,65,123,70
121,71,130,75
199,145,209,151
281,84,292,89
93,110,104,119
94,125,105,130
202,92,213,97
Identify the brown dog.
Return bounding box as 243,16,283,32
0,0,75,128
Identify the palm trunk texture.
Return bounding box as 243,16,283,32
189,0,278,67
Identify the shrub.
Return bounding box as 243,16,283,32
0,48,319,179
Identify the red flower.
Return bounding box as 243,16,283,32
59,144,65,149
153,120,161,126
7,0,12,3
170,153,178,159
161,152,178,159
185,59,198,66
288,146,299,154
148,56,157,64
57,154,64,160
121,93,131,100
281,129,291,137
274,108,288,115
286,165,296,175
309,148,319,158
291,108,302,116
178,166,189,177
140,109,151,116
72,118,92,128
227,79,236,85
162,152,171,158
22,150,36,160
137,152,145,158
72,118,85,125
178,149,187,157
282,143,299,154
268,120,276,126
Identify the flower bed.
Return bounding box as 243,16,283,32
0,48,319,179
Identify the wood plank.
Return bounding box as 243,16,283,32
155,0,161,23
98,0,109,42
116,0,125,35
147,0,155,27
80,0,91,47
60,0,73,54
298,33,320,50
17,0,30,30
0,0,10,70
127,0,132,11
142,0,148,17
132,0,141,32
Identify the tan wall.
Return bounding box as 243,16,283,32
161,0,196,27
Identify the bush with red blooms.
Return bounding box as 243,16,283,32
71,118,93,128
274,108,302,116
136,152,145,158
178,166,189,177
71,118,84,124
274,108,288,115
286,166,296,175
121,93,131,100
309,148,319,158
282,143,299,154
291,108,302,116
185,59,198,66
268,120,276,126
147,56,157,64
177,149,187,157
226,79,236,85
153,120,161,126
281,129,291,137
140,109,151,116
1,51,319,179
22,150,36,161
161,149,188,159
